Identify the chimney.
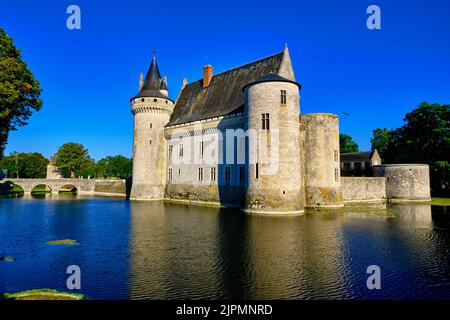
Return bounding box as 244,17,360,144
203,64,213,88
181,78,188,89
139,72,144,90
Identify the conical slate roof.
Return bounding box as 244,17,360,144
132,55,172,100
242,72,300,91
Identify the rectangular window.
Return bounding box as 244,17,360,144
198,167,203,181
335,168,339,182
179,144,183,157
168,145,173,159
281,90,287,104
334,150,338,162
150,123,152,129
225,167,231,185
255,163,259,179
262,113,270,130
239,166,245,185
200,141,204,157
210,167,216,181
168,168,173,181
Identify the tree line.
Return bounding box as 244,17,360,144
1,142,132,179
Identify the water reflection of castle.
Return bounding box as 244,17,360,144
127,201,444,299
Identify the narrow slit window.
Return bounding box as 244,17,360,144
256,163,259,179
168,168,172,181
335,168,339,182
334,150,338,162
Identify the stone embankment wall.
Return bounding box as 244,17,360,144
341,177,386,203
93,180,127,196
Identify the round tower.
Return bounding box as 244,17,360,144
242,73,303,214
373,164,431,202
302,113,343,208
130,54,174,200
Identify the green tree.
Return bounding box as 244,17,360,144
393,102,449,164
95,155,132,179
54,143,90,178
339,133,359,153
0,28,43,157
0,152,48,178
370,128,396,157
374,102,450,196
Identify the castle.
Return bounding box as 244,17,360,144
130,47,431,214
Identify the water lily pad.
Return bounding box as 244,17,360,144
3,289,84,300
0,256,16,262
46,239,79,245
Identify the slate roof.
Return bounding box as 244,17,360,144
167,50,292,126
242,72,300,91
340,150,377,162
132,55,172,101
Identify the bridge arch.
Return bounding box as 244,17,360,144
58,184,78,194
30,183,53,194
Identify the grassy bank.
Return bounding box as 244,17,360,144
3,289,84,300
431,198,450,206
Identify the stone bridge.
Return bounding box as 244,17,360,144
0,178,127,196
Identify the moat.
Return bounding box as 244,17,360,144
1,195,449,299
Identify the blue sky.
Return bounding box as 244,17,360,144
2,0,450,160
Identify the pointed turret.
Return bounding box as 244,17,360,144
130,52,175,200
132,53,172,100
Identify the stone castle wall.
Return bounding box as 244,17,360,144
341,177,387,203
373,164,431,201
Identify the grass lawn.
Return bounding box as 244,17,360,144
3,289,84,300
431,198,450,206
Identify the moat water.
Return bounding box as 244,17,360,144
1,195,449,300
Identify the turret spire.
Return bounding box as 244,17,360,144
132,51,172,100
